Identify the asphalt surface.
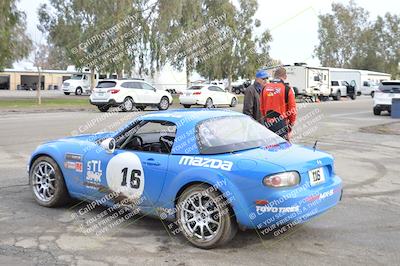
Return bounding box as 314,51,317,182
0,96,399,265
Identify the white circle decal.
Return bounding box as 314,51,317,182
106,152,145,199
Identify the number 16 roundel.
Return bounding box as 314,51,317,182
106,152,145,200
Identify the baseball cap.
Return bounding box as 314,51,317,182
256,69,270,79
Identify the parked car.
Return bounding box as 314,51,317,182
90,79,173,112
330,80,356,100
232,79,252,94
179,84,238,108
373,81,400,115
28,109,342,249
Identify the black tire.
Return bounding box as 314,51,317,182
205,98,214,108
75,87,83,96
183,105,191,108
350,93,356,100
136,106,146,111
371,91,375,98
64,92,70,95
29,156,70,207
98,105,109,112
158,96,170,110
234,88,241,95
230,97,237,107
176,184,237,249
122,97,134,112
373,107,381,116
333,91,341,101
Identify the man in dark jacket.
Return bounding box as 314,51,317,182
242,69,270,123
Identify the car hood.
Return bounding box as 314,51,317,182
233,143,333,174
46,132,112,145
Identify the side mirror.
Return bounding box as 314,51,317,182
100,138,116,154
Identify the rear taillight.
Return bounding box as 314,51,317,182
193,91,201,95
263,171,300,188
108,89,120,94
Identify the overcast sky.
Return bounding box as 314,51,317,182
15,0,400,70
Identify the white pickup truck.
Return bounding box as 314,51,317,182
330,80,357,100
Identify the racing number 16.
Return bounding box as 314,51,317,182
121,167,141,189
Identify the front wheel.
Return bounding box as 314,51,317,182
373,107,381,116
333,91,341,101
122,97,134,112
350,93,356,100
158,96,170,110
30,156,70,207
75,87,83,95
230,97,237,107
177,184,237,249
371,91,375,98
205,98,214,108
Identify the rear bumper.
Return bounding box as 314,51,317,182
374,104,391,111
179,96,205,105
237,175,343,230
90,99,122,107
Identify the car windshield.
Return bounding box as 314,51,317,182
196,116,285,154
71,74,83,80
188,86,203,90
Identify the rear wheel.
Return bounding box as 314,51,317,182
373,107,381,116
205,98,214,108
75,87,83,95
183,104,191,108
177,184,237,249
158,96,170,110
30,156,70,207
230,97,237,107
122,97,134,112
98,105,109,112
333,91,341,101
64,92,70,95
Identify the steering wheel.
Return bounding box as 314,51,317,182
126,135,143,150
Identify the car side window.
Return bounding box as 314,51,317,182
130,82,142,89
119,120,176,154
121,82,131,88
141,83,155,91
212,86,224,92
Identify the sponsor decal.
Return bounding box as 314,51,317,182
75,162,83,173
179,156,233,171
305,188,339,202
256,205,300,215
86,160,102,188
64,161,77,170
65,153,82,161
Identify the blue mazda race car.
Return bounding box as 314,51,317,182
28,109,342,249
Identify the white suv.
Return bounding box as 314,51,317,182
373,81,400,115
90,79,173,112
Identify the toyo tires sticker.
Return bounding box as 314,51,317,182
106,152,145,200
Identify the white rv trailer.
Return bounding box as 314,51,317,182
267,64,331,98
329,68,391,96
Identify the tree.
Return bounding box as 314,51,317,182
38,0,161,88
0,0,32,70
315,0,369,68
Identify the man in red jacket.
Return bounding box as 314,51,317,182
260,67,297,140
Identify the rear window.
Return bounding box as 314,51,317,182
96,81,116,88
331,81,339,86
378,83,400,93
188,86,203,90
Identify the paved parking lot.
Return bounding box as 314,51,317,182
0,97,399,265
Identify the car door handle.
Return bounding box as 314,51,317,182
146,158,160,166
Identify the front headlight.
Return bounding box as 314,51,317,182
263,171,300,188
